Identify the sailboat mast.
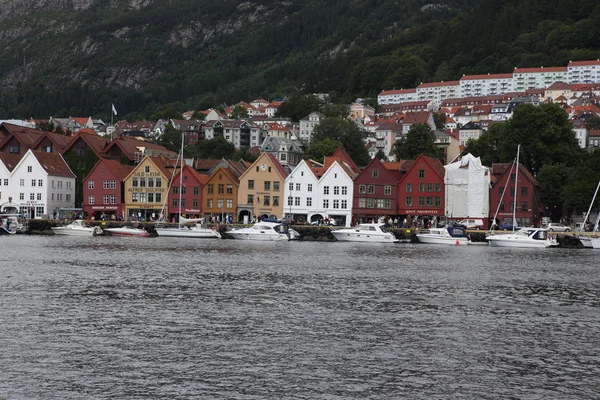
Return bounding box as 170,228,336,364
178,131,184,226
582,180,600,233
513,144,520,229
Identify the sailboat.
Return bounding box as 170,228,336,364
487,145,558,248
155,132,221,239
577,180,600,248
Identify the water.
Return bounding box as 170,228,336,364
1,236,599,399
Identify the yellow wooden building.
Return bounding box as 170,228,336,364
123,156,173,221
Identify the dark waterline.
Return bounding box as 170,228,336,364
1,236,599,399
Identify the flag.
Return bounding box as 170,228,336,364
112,103,117,116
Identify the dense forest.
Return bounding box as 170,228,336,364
0,0,599,120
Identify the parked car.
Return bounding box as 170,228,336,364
546,222,571,232
458,218,485,230
500,222,522,231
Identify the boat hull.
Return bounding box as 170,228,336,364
578,236,594,248
105,228,150,237
156,227,221,238
51,227,97,236
417,235,470,245
228,231,288,241
486,236,553,248
331,231,398,243
591,238,600,249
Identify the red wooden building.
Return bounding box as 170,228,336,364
82,158,133,220
167,163,208,220
352,157,399,223
489,162,543,227
397,154,446,226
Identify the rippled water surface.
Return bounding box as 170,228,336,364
1,235,600,399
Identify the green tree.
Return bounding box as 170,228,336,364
230,105,249,119
311,117,370,166
192,111,206,121
188,136,236,159
276,94,324,122
149,107,183,121
305,138,344,163
433,112,447,130
585,115,600,130
321,103,348,118
157,124,183,153
393,123,440,160
375,149,388,161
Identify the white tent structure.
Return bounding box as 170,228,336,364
444,153,490,220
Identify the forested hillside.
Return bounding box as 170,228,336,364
0,0,598,120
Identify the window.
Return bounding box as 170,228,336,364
510,186,515,196
132,177,138,187
288,196,293,206
261,195,270,206
193,186,199,195
156,193,162,203
333,199,339,209
172,186,179,195
334,186,340,195
139,178,146,188
295,183,301,191
418,196,425,206
248,193,255,204
181,185,187,195
3,179,7,186
264,181,271,191
307,197,312,207
418,183,425,192
181,199,186,207
192,199,198,208
37,193,42,201
294,197,300,206
498,186,504,196
499,201,505,211
384,185,391,195
435,183,441,192
155,178,162,188
148,178,154,188
520,201,528,211
103,180,109,189
372,169,379,178
207,184,214,194
217,199,224,209
273,196,279,206
248,180,254,190
341,186,347,195
226,184,233,194
359,184,366,194
280,153,287,161
521,187,528,197
406,197,412,206
341,200,347,209
427,183,433,192
103,195,110,204
144,166,150,173
131,193,138,202
207,199,213,208
218,184,224,194
323,199,329,208
31,179,36,187
367,198,375,208
418,169,425,178
289,182,294,191
406,183,412,192
27,166,32,173
359,198,366,207
140,193,146,203
368,185,375,194
324,186,329,195
273,182,280,192
88,180,95,189
172,198,178,207
435,197,441,206
9,146,19,154
20,179,24,187
89,195,95,205
226,199,233,208
308,184,313,192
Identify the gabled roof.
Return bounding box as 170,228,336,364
83,157,134,182
172,163,208,186
63,130,109,156
0,123,44,149
355,157,400,183
31,131,74,151
546,82,571,90
195,159,220,170
375,121,403,132
29,150,76,178
0,153,23,172
399,154,445,183
491,162,540,186
325,148,360,174
402,111,432,125
208,165,240,185
104,136,176,160
239,152,288,182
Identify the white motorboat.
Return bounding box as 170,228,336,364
104,225,150,237
330,223,398,243
486,227,558,248
227,221,300,241
51,220,102,236
417,226,470,245
591,238,600,249
156,216,221,238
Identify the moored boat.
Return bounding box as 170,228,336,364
417,226,470,245
104,225,151,237
156,216,221,238
486,227,558,248
227,221,299,241
51,220,102,236
330,223,398,243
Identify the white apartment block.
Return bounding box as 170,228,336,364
513,67,568,91
568,60,600,84
459,73,514,98
204,119,262,149
377,88,417,105
298,112,325,142
416,81,460,104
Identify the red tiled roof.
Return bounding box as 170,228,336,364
102,158,134,181
460,73,513,80
31,150,75,178
378,88,417,96
513,66,567,73
417,80,460,88
195,159,220,170
0,153,23,172
546,82,571,90
589,130,600,137
491,162,540,186
568,60,600,67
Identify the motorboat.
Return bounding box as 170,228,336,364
104,225,151,237
155,216,221,239
0,214,25,235
330,223,398,243
486,227,558,248
51,220,102,236
417,226,470,245
591,238,600,249
227,221,300,241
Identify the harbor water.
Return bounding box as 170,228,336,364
1,236,599,399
